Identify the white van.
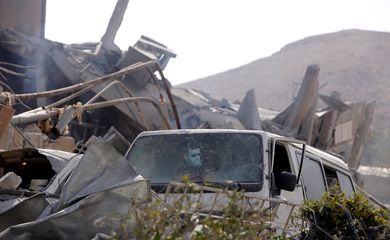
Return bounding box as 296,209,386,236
125,129,356,226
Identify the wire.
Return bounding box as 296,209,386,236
8,122,34,148
0,61,34,69
0,77,32,110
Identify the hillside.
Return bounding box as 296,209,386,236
180,29,390,167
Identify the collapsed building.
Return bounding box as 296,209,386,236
0,0,374,168
0,0,383,238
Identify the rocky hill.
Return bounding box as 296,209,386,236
180,29,390,167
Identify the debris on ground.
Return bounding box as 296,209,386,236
0,0,384,238
0,172,21,190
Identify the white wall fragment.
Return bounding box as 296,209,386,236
0,172,22,190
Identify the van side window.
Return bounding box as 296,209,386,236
323,166,355,197
324,167,339,188
297,154,327,200
273,144,292,174
336,172,355,197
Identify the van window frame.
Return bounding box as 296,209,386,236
335,170,355,197
269,138,306,198
320,160,356,195
294,148,356,200
126,132,264,193
273,143,295,173
295,151,328,200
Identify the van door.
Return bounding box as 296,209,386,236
269,140,304,226
296,153,328,200
270,140,304,201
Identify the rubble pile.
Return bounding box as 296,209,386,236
0,0,381,238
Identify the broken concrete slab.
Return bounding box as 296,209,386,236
237,89,262,130
102,126,131,156
0,172,21,190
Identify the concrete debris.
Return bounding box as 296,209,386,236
0,0,383,237
0,0,374,171
0,105,15,138
29,179,48,191
268,64,319,139
0,172,21,190
319,92,350,112
236,89,262,130
0,148,73,190
102,126,131,156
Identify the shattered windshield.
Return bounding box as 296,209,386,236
126,133,263,188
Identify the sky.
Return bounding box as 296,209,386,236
45,0,390,85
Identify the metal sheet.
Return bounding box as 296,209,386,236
37,148,77,173
0,194,48,232
0,198,23,215
0,137,148,239
44,154,83,195
55,137,141,210
0,180,150,240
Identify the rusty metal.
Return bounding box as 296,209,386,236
155,67,181,129
11,109,60,125
13,61,150,100
43,86,93,110
0,66,29,78
9,60,181,130
147,68,165,103
0,62,34,69
85,81,149,130
12,95,171,132
9,122,35,148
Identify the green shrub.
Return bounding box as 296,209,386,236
108,182,389,239
297,186,390,239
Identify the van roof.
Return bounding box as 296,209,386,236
139,129,285,139
139,129,266,136
291,143,349,170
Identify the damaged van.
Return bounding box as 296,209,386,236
125,129,356,227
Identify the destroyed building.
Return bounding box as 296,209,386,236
0,0,375,170
0,0,385,238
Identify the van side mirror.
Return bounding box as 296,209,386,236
276,171,297,192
